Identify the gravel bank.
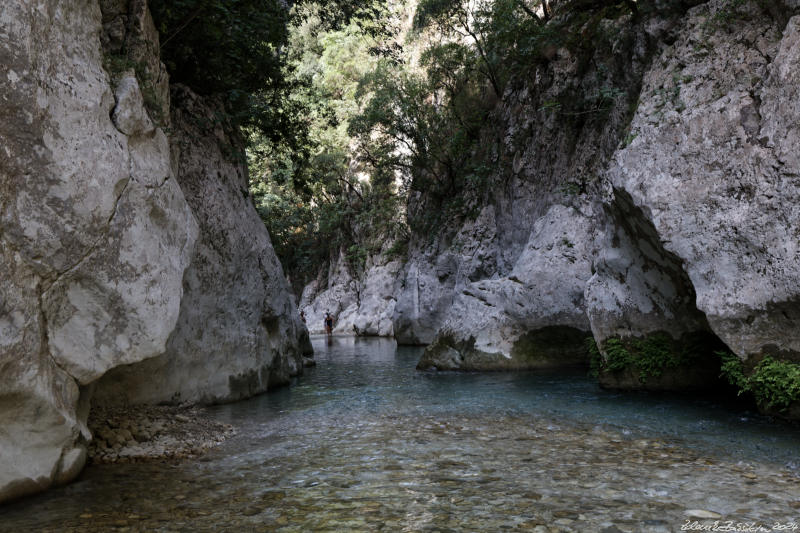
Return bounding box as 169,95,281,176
87,405,235,464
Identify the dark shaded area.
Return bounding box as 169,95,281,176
418,326,591,371
597,330,730,392
510,326,592,366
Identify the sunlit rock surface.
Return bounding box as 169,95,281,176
0,0,309,502
93,86,312,405
600,6,800,365
415,4,800,386
300,249,401,337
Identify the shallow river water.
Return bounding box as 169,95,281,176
3,335,800,532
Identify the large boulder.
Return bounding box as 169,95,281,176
598,4,800,367
92,86,312,405
0,0,197,501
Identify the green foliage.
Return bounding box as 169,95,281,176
150,0,285,113
596,333,704,384
717,350,749,392
621,132,638,148
718,352,800,411
602,338,636,373
750,357,800,411
247,2,408,289
103,53,137,82
384,234,411,261
586,337,602,378
246,0,643,286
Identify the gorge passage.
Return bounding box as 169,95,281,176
2,0,800,523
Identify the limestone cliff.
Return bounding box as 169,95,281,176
92,86,313,405
299,249,401,336
415,0,800,393
300,1,800,405
0,0,309,502
594,3,800,374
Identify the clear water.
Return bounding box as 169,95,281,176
2,335,799,532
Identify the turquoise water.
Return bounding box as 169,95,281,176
247,337,800,467
2,335,799,532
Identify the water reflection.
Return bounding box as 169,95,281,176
2,335,799,532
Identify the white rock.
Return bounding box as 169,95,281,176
91,86,312,405
111,74,155,136
419,205,594,370
603,5,800,363
0,0,195,502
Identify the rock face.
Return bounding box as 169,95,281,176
585,189,726,390
599,5,800,366
300,2,800,402
93,86,311,405
406,5,660,368
300,250,401,336
415,2,800,393
0,0,308,502
0,0,196,502
417,204,595,370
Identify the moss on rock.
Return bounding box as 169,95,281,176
593,331,726,391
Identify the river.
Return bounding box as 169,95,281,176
2,335,799,532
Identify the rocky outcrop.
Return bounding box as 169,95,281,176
0,0,196,502
0,0,308,502
417,204,595,370
409,4,662,368
586,3,800,395
300,1,800,405
598,5,800,368
413,2,800,399
585,189,727,390
300,249,401,336
92,86,312,405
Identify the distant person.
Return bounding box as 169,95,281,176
300,310,306,324
324,312,334,335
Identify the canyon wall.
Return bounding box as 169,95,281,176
303,2,800,401
92,85,313,405
299,249,401,336
0,0,309,502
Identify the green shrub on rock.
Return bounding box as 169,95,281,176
592,333,701,383
751,357,800,411
718,351,800,412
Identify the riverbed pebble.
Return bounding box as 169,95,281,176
87,405,235,464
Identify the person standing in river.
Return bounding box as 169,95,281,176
324,312,334,335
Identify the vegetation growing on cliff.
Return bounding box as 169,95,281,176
149,0,642,290
247,1,410,291
718,351,800,412
589,333,710,384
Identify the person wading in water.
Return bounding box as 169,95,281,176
324,312,334,335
